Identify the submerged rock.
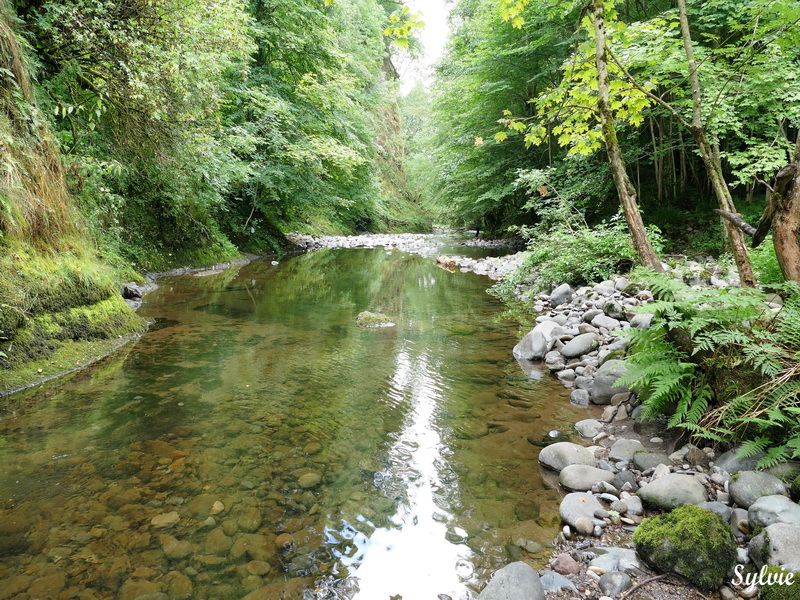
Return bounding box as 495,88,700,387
355,311,395,328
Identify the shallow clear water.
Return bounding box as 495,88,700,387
0,246,582,600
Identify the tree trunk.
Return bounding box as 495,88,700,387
592,0,664,273
772,137,800,282
677,0,755,287
715,136,800,284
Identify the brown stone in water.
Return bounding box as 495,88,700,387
204,527,232,556
160,534,192,559
210,500,225,515
237,506,263,533
222,518,239,536
241,577,315,600
246,561,272,576
0,575,33,600
142,439,179,457
118,578,161,600
164,570,193,599
275,533,293,549
231,534,278,562
303,443,322,455
150,511,180,528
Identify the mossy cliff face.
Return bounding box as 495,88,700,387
632,504,737,591
0,7,145,395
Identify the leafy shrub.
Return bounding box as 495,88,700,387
497,215,664,293
751,237,786,286
619,270,800,468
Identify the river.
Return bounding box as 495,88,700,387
0,241,583,600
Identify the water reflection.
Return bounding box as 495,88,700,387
343,348,474,599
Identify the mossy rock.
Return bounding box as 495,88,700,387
791,475,800,502
355,311,394,328
760,567,800,600
632,504,737,591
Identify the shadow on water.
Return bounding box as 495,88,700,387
0,247,584,599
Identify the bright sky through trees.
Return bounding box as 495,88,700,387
398,0,450,93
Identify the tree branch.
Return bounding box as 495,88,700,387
714,209,757,237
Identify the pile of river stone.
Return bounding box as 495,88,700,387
471,278,800,599
474,437,800,600
512,277,651,415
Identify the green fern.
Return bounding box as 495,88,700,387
622,269,800,468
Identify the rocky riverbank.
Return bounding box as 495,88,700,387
470,274,799,600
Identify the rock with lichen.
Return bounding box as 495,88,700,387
355,311,395,328
633,504,737,591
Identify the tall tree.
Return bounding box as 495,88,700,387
591,0,663,272
675,0,755,286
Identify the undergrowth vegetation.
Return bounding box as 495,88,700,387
619,270,800,468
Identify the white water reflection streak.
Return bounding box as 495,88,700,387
347,345,476,600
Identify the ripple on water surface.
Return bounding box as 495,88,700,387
0,247,582,600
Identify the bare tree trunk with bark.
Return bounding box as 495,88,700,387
677,0,756,287
718,136,800,284
592,0,664,273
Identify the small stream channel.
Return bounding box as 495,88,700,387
0,239,584,600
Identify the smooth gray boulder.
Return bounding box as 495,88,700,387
589,547,645,574
539,570,577,595
630,313,654,330
575,419,603,438
538,442,596,472
637,474,707,510
748,523,800,571
603,300,626,320
569,389,590,406
729,471,787,508
608,438,646,462
714,447,764,474
550,283,573,307
559,492,606,533
698,501,733,523
513,320,560,361
477,561,545,600
561,333,599,359
591,360,628,405
632,452,672,471
594,281,616,295
599,571,632,598
513,330,548,361
748,495,800,528
591,314,621,330
559,465,616,491
583,309,603,323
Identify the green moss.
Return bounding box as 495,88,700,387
0,295,145,393
632,504,737,591
355,311,395,328
791,475,800,502
760,567,800,600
